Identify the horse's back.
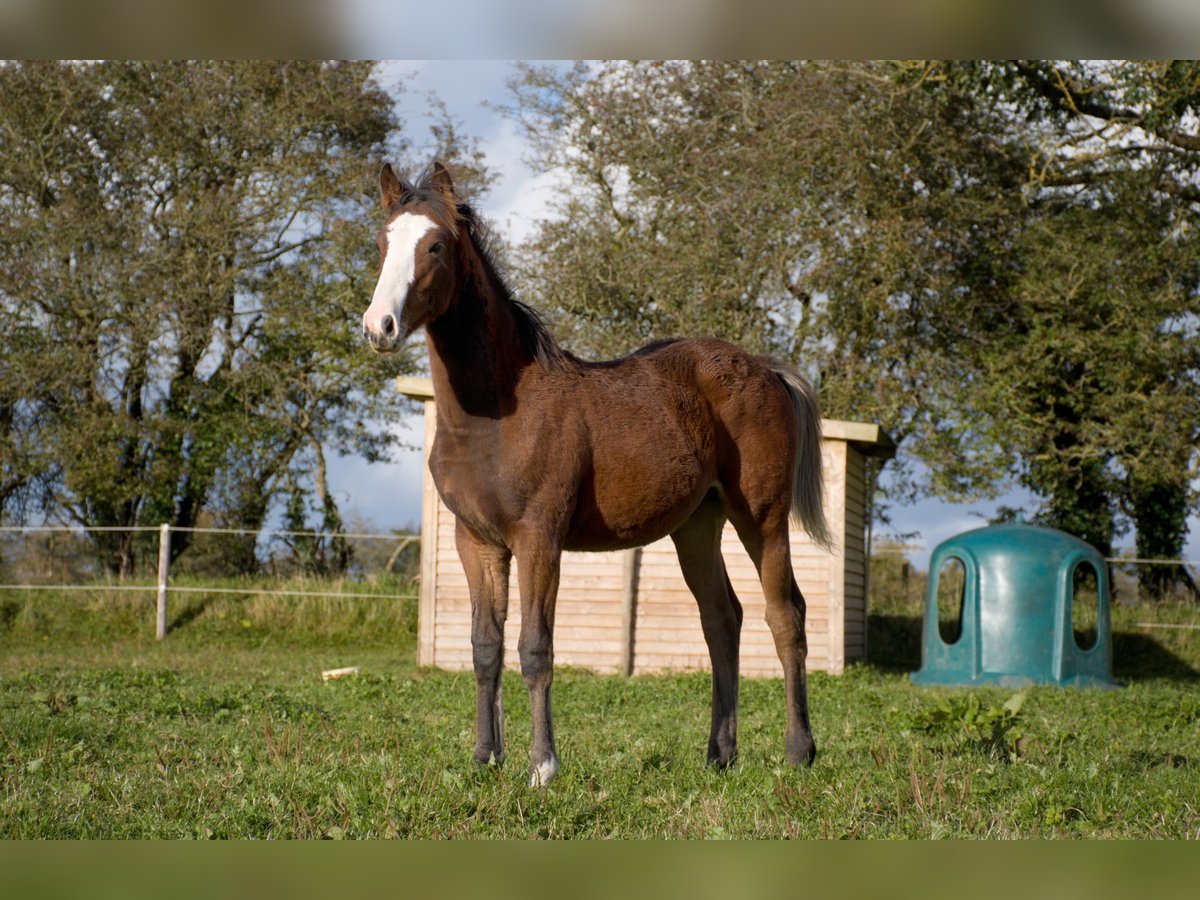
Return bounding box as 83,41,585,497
584,337,796,441
559,337,797,549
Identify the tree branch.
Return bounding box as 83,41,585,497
1014,61,1200,152
249,235,325,266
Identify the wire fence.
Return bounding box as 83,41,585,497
4,525,1198,639
871,539,1200,632
0,524,411,540
0,523,420,640
871,541,1200,569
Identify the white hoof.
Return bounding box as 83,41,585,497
529,754,559,788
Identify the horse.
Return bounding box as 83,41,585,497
362,162,830,787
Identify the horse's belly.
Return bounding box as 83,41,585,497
565,455,712,551
565,389,718,549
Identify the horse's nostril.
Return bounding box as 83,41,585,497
381,314,396,338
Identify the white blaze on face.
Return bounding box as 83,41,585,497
363,212,438,339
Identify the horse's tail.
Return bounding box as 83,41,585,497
769,363,833,552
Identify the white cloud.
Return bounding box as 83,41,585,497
480,117,566,246
326,412,426,533
372,60,567,245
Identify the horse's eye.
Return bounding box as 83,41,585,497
429,241,445,255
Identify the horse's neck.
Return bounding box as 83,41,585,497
426,279,527,424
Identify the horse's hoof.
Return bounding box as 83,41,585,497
528,753,559,788
786,737,817,768
707,747,738,771
474,749,505,768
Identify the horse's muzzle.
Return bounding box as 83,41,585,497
363,313,403,353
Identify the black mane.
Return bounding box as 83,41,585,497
401,166,568,371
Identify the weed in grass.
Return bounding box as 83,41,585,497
913,691,1027,760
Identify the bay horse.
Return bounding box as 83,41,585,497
362,162,830,787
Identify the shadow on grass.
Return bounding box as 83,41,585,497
1127,750,1191,770
168,597,213,634
1112,632,1199,682
865,614,1200,683
865,614,922,674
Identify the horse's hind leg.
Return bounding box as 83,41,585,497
456,519,512,767
671,495,743,768
731,508,817,768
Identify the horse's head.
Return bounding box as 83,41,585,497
362,161,461,353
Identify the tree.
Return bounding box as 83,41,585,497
969,197,1195,559
0,61,471,576
941,60,1200,590
506,60,1029,499
506,60,1200,591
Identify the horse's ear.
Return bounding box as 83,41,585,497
430,161,455,199
379,163,405,210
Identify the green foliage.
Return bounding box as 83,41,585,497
1129,476,1198,599
0,62,474,575
913,692,1027,760
890,60,1200,576
507,60,1033,501
506,60,1200,572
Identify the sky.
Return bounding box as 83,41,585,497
325,60,1200,571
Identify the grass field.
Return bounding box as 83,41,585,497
1,570,1198,839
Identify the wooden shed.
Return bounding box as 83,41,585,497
398,376,894,677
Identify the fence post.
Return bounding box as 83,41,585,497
156,523,171,640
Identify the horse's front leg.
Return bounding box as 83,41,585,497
514,537,562,787
456,519,512,767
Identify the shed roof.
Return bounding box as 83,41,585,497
397,375,895,459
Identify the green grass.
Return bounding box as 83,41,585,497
1,573,1198,838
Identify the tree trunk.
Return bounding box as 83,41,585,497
1039,457,1115,558
1130,474,1200,602
309,435,352,576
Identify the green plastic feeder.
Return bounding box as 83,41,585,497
911,519,1118,689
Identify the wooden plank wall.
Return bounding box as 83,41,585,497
421,432,867,677
630,522,836,677
843,446,868,664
